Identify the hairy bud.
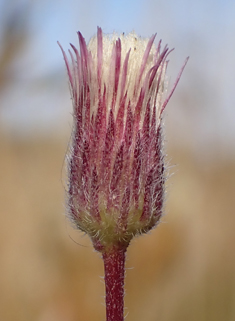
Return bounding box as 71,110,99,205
59,27,188,252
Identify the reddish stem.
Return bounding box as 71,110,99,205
102,246,127,321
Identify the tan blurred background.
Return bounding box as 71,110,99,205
1,0,235,320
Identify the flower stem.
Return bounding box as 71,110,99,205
102,246,127,321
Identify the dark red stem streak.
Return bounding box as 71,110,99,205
57,41,73,88
97,26,103,88
160,56,189,115
114,39,121,101
136,33,156,91
103,247,126,321
120,49,130,101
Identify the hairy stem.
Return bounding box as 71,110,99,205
102,246,127,321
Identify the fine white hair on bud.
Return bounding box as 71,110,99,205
87,31,162,122
59,27,188,252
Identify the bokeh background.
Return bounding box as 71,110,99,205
1,0,235,320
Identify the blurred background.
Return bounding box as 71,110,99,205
1,0,235,320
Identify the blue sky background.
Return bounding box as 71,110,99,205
0,0,235,159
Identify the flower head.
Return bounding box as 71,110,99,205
59,27,187,252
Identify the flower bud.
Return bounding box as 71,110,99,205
59,27,187,252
